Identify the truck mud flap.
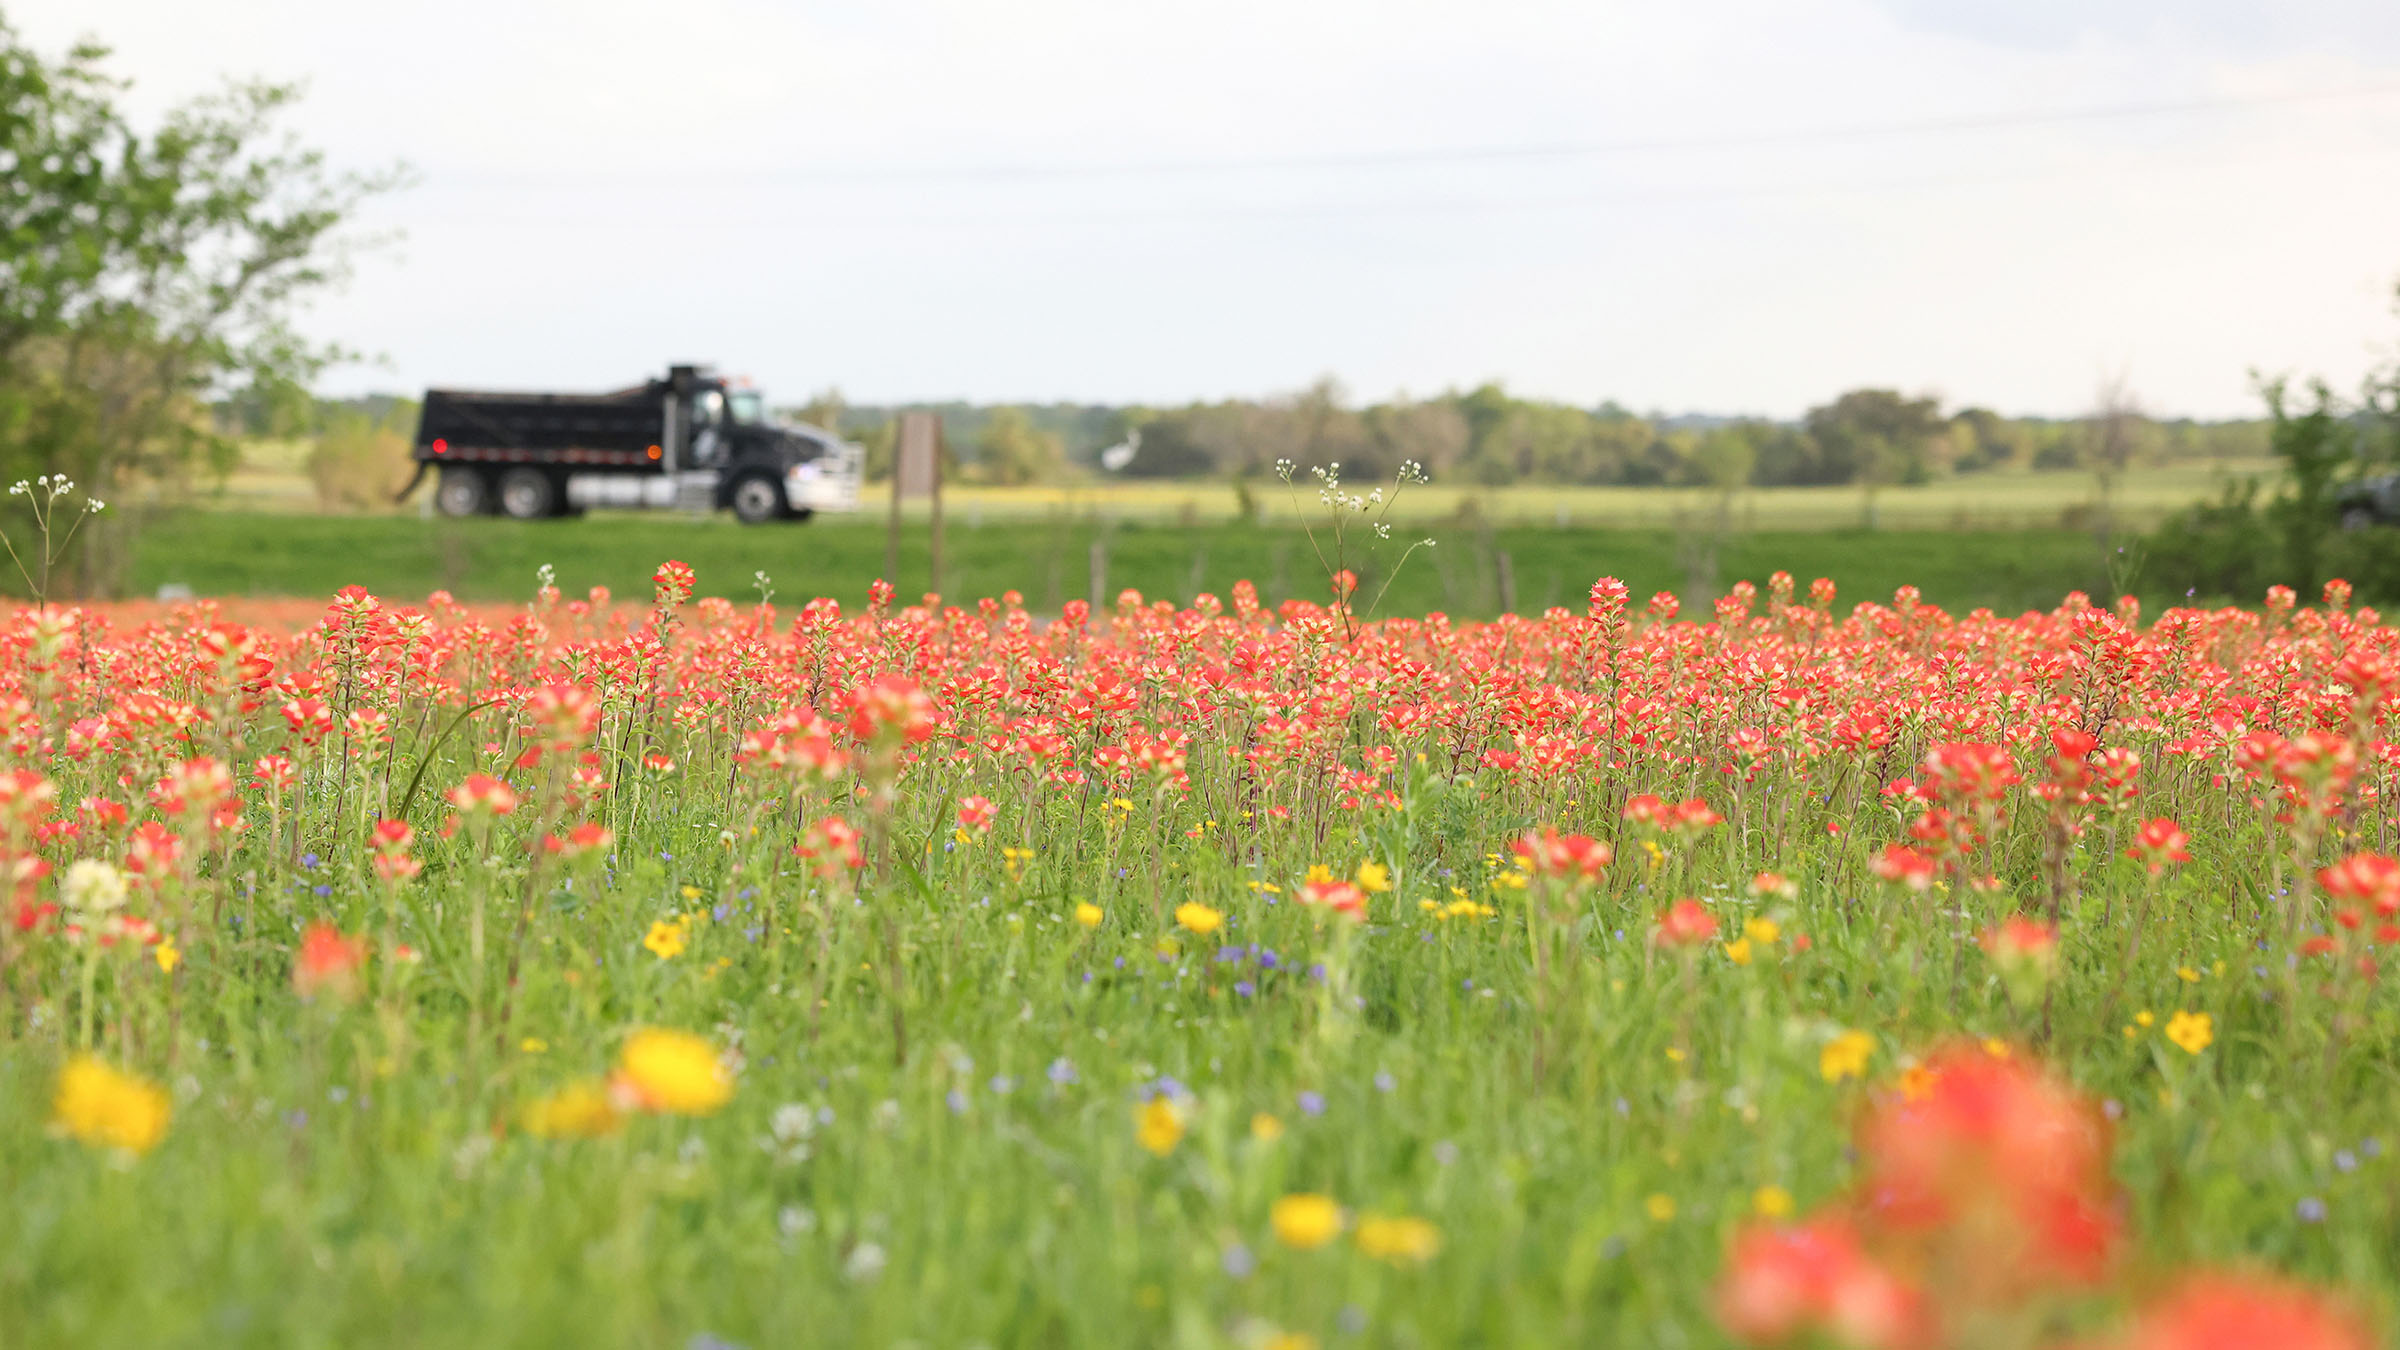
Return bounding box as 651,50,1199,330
392,462,430,506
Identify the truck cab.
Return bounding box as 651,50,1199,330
411,365,861,524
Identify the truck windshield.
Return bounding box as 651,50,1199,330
727,392,766,424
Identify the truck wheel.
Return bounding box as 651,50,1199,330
729,472,788,524
435,468,491,517
498,468,558,520
2342,506,2377,532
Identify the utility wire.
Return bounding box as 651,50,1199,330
739,82,2400,184
422,138,2400,231
425,82,2400,190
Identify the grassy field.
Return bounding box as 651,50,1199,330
217,445,2269,534
123,511,2151,618
3,578,2392,1347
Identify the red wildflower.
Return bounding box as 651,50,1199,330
446,774,519,817
293,922,367,1002
542,822,614,860
1656,899,1719,947
2105,1271,2371,1350
846,673,939,747
2320,852,2400,918
2126,818,2192,874
1512,827,1611,883
1297,879,1369,921
1872,845,1938,891
794,816,864,879
652,559,696,610
1853,1044,2121,1300
1716,1217,1930,1350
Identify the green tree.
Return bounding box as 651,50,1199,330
973,405,1066,485
0,17,403,592
1803,389,1946,526
306,399,418,511
2260,377,2356,595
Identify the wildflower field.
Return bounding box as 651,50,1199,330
6,555,2400,1349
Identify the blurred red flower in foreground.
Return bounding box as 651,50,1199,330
1716,1216,1929,1350
293,922,366,1002
1656,898,1720,947
2100,1272,2372,1350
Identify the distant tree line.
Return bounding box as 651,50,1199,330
801,379,2269,490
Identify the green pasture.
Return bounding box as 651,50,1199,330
125,513,2149,617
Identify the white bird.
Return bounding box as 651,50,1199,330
1098,429,1141,473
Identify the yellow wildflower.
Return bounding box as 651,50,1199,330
2176,966,2200,983
51,1055,170,1155
520,1037,548,1054
680,885,703,901
613,1029,733,1115
1271,1193,1343,1249
1304,864,1336,885
2134,1010,2155,1027
1264,1334,1320,1350
2165,1010,2214,1056
1724,937,1753,966
1898,1064,1934,1102
1743,916,1781,944
642,917,688,960
155,940,180,975
1175,902,1224,936
1354,1213,1442,1265
1356,861,1392,893
1075,901,1104,929
522,1079,621,1139
1136,1097,1184,1156
1644,1192,1677,1222
1753,1185,1794,1218
1819,1030,1875,1084
1250,1112,1285,1142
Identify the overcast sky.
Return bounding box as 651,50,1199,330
14,0,2400,418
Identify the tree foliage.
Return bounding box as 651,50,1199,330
0,16,401,591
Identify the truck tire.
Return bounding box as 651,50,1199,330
729,472,788,524
498,468,559,520
435,467,492,517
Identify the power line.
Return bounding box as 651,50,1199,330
504,81,2400,187
417,138,2400,231
420,82,2400,193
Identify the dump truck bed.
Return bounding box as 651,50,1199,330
413,384,669,467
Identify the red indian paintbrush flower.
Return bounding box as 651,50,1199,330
1512,827,1610,882
2320,852,2400,918
1853,1044,2121,1301
293,922,367,1002
1716,1216,1930,1350
1655,899,1719,947
2126,818,2192,874
2101,1271,2372,1350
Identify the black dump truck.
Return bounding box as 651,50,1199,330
401,365,861,524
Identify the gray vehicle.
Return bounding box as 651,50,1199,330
399,365,861,524
2337,473,2400,530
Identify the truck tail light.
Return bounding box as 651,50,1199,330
432,438,448,454
646,444,663,460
